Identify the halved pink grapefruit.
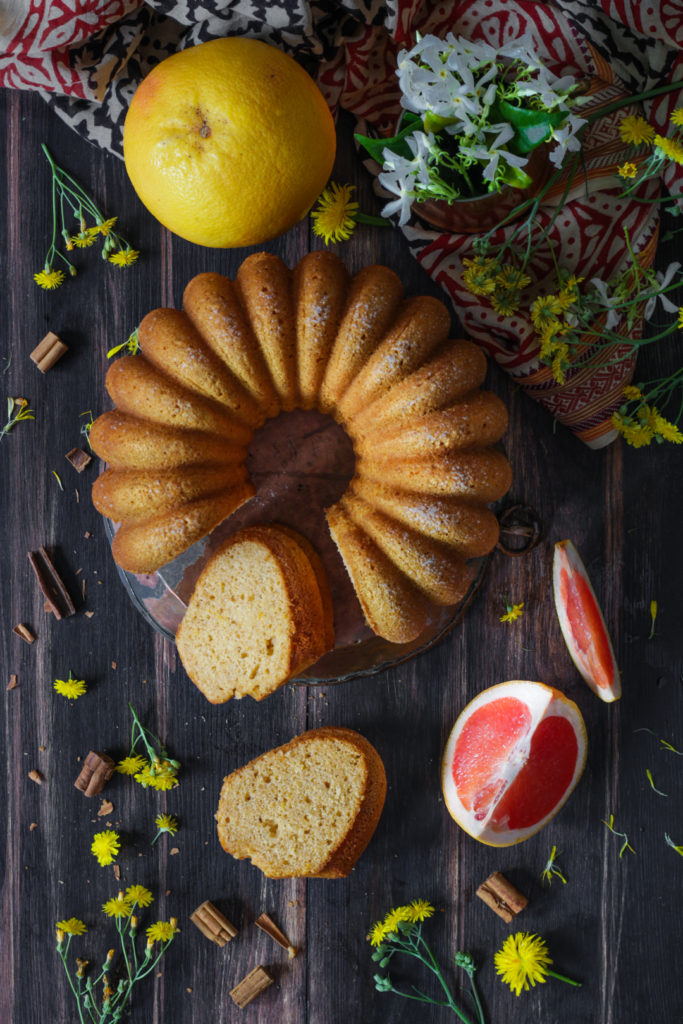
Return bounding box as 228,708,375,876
553,540,621,702
441,680,587,846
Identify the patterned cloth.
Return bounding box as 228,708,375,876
3,0,683,446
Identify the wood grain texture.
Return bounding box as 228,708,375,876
1,87,682,1024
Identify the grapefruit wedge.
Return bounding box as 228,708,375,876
441,680,587,847
553,540,621,702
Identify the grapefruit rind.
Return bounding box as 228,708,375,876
441,680,587,847
553,539,621,703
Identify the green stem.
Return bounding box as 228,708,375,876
59,941,88,1024
586,79,683,124
467,973,486,1024
547,969,582,988
355,212,391,227
417,935,474,1024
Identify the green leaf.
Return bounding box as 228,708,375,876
423,111,458,134
499,162,533,189
492,99,567,154
354,113,422,164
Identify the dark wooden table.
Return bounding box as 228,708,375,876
1,86,682,1024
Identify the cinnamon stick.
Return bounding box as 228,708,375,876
254,912,297,958
476,871,528,922
13,623,35,644
190,901,238,946
74,751,116,797
230,966,273,1009
65,447,92,473
27,547,75,619
30,332,68,373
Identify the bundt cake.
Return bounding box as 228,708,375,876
215,727,387,878
90,250,512,650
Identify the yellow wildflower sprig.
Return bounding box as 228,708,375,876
665,833,683,856
0,397,35,441
612,382,683,448
151,813,179,845
310,182,389,245
107,328,140,360
55,886,176,1024
500,598,524,623
79,410,94,451
35,144,139,290
368,900,485,1023
540,845,567,886
645,769,668,797
617,111,683,213
495,932,581,997
634,727,683,755
54,671,87,700
116,704,181,792
602,813,636,858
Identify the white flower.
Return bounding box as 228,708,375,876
589,277,621,329
549,114,587,167
515,66,578,109
460,123,528,182
644,262,681,319
378,150,417,226
407,131,436,187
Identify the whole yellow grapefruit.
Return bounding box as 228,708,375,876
123,38,336,248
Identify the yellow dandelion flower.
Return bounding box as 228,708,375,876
500,601,524,623
654,414,683,443
618,115,655,146
56,918,87,935
125,884,154,908
495,932,553,996
491,290,520,316
368,921,387,946
34,268,65,290
69,233,96,248
622,384,642,401
91,830,120,867
135,759,179,791
96,217,117,236
53,674,87,700
551,348,568,385
102,892,132,919
677,307,683,329
495,264,531,292
146,920,178,943
154,813,178,835
117,754,148,776
406,899,434,923
654,134,683,165
311,182,359,244
617,162,638,179
531,293,564,330
383,905,412,935
462,256,497,297
108,248,140,267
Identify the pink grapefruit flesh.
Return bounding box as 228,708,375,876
553,539,620,702
442,680,587,846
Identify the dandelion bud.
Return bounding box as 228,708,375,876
130,915,139,934
69,265,77,277
56,928,65,949
170,917,178,931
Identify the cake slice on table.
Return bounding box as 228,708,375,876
215,727,386,878
176,525,333,702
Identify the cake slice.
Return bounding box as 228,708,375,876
176,525,333,702
215,727,386,878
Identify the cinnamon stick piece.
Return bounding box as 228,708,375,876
255,912,297,958
13,623,35,644
74,751,116,797
65,447,92,473
230,966,273,1009
476,872,528,923
27,547,75,619
30,332,68,373
190,901,238,946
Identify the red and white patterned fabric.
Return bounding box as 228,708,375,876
2,0,683,446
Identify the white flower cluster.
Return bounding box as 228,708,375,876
378,33,586,225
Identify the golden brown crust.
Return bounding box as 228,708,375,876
90,411,244,470
215,727,386,878
319,264,403,412
338,295,451,422
355,391,509,460
105,355,253,443
342,494,473,606
326,501,429,643
183,272,280,416
236,253,298,411
111,485,255,573
269,524,335,650
93,464,249,523
138,308,264,427
350,339,488,437
357,448,513,503
293,251,350,409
